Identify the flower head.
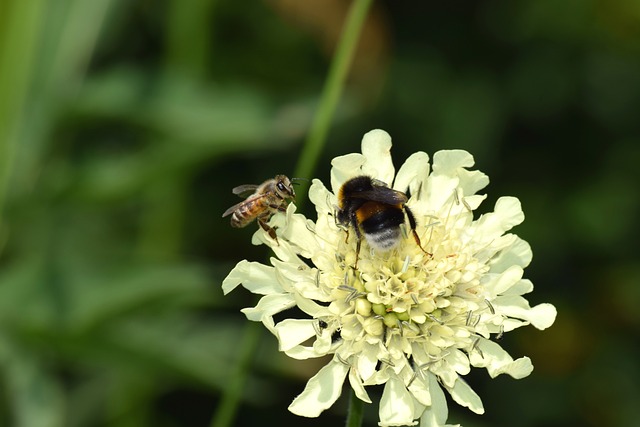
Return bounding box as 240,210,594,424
223,129,557,426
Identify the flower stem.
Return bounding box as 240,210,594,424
345,389,364,427
209,321,261,427
293,0,374,194
211,1,372,426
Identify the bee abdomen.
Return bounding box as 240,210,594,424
364,228,402,251
360,208,404,252
230,203,258,228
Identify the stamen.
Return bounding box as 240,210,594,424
345,289,363,304
402,321,421,334
426,313,444,325
485,299,496,314
443,191,457,228
400,223,408,240
418,352,448,370
461,197,472,212
380,358,395,367
470,336,484,358
425,218,439,247
473,314,482,327
495,324,505,340
338,283,363,304
335,353,350,365
407,370,419,388
312,319,324,336
465,311,481,328
401,255,410,274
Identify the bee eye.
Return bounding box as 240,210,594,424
277,182,286,192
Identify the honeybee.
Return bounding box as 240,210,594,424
336,175,427,267
222,174,296,242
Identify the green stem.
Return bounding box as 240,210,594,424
165,0,218,79
345,389,365,427
209,321,261,427
293,0,374,191
211,0,372,426
0,2,45,227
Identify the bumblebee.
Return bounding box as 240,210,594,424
222,174,295,242
336,175,426,266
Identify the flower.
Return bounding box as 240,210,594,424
222,129,557,426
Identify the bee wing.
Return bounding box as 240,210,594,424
352,187,408,205
222,193,268,218
232,184,259,197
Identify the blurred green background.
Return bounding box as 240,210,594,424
1,1,639,426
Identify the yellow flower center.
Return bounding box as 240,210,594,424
331,219,489,337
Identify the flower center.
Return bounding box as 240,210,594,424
332,220,488,336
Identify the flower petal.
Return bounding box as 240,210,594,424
293,292,333,317
357,342,381,382
529,303,557,330
401,365,431,408
288,359,349,417
275,319,317,351
471,197,525,248
361,129,395,185
379,377,417,426
277,206,320,259
489,236,532,272
504,278,534,296
491,356,534,379
394,151,430,199
494,296,557,330
283,345,324,360
272,260,330,302
240,293,296,333
309,178,335,215
432,150,475,176
419,373,449,427
349,368,372,404
484,265,524,296
407,372,431,407
422,174,459,214
443,377,484,414
462,193,487,211
446,350,471,376
457,168,489,196
469,338,534,379
221,260,281,295
331,153,365,194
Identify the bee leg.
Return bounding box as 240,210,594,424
354,237,361,270
269,202,287,213
350,213,363,270
258,218,279,245
405,206,432,257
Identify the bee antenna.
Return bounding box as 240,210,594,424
291,177,309,185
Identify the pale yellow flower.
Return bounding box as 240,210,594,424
223,129,557,426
